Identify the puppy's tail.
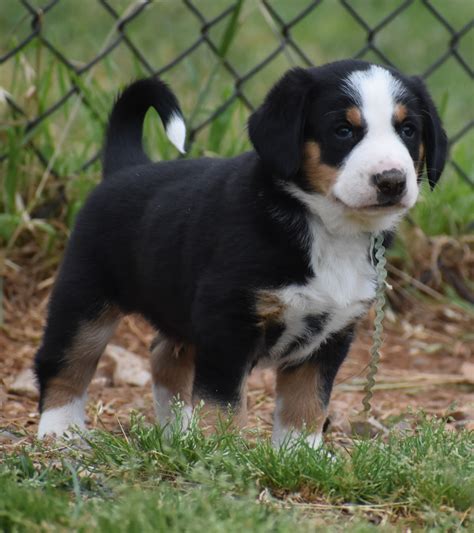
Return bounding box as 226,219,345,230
102,78,186,178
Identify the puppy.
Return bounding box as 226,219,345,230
35,60,447,446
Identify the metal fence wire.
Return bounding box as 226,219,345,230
1,0,473,186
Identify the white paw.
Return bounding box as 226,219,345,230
37,396,86,439
272,426,323,450
153,384,192,435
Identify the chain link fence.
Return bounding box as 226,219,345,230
1,0,473,186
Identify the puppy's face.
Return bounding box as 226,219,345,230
304,66,422,211
249,61,447,233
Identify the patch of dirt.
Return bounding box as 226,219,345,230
1,247,473,441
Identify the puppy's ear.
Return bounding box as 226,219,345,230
412,77,448,189
248,68,313,179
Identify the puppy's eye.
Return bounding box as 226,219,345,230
335,125,353,139
401,123,415,138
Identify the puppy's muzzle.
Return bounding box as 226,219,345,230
372,169,407,206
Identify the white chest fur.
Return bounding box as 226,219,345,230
267,224,376,365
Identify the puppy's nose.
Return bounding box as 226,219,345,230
372,169,406,202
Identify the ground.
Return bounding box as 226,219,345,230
1,246,473,531
2,246,473,440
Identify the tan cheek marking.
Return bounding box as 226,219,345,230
255,290,286,328
346,106,362,127
43,307,120,410
151,336,195,406
302,141,339,196
417,142,425,175
276,363,327,433
394,103,408,123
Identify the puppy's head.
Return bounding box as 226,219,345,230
248,61,447,233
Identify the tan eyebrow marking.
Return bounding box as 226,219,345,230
346,106,362,127
417,142,425,174
394,103,408,123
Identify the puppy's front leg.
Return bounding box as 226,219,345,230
273,362,326,449
272,326,354,448
193,372,248,434
191,325,255,433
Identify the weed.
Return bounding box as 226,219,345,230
1,414,472,530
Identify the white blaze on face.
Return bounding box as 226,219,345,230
333,65,419,212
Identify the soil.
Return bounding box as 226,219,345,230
1,246,473,443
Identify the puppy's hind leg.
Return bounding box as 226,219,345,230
35,281,121,438
150,335,195,433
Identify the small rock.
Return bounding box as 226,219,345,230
350,416,388,438
446,410,469,422
0,430,22,443
460,362,474,384
8,368,38,399
104,344,151,387
391,420,412,433
91,376,111,388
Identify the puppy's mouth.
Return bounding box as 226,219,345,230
332,195,408,214
359,202,406,212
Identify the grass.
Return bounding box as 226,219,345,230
0,4,473,529
1,414,473,531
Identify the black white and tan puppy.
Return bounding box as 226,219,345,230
35,59,447,446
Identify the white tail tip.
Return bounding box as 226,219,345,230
166,112,186,154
